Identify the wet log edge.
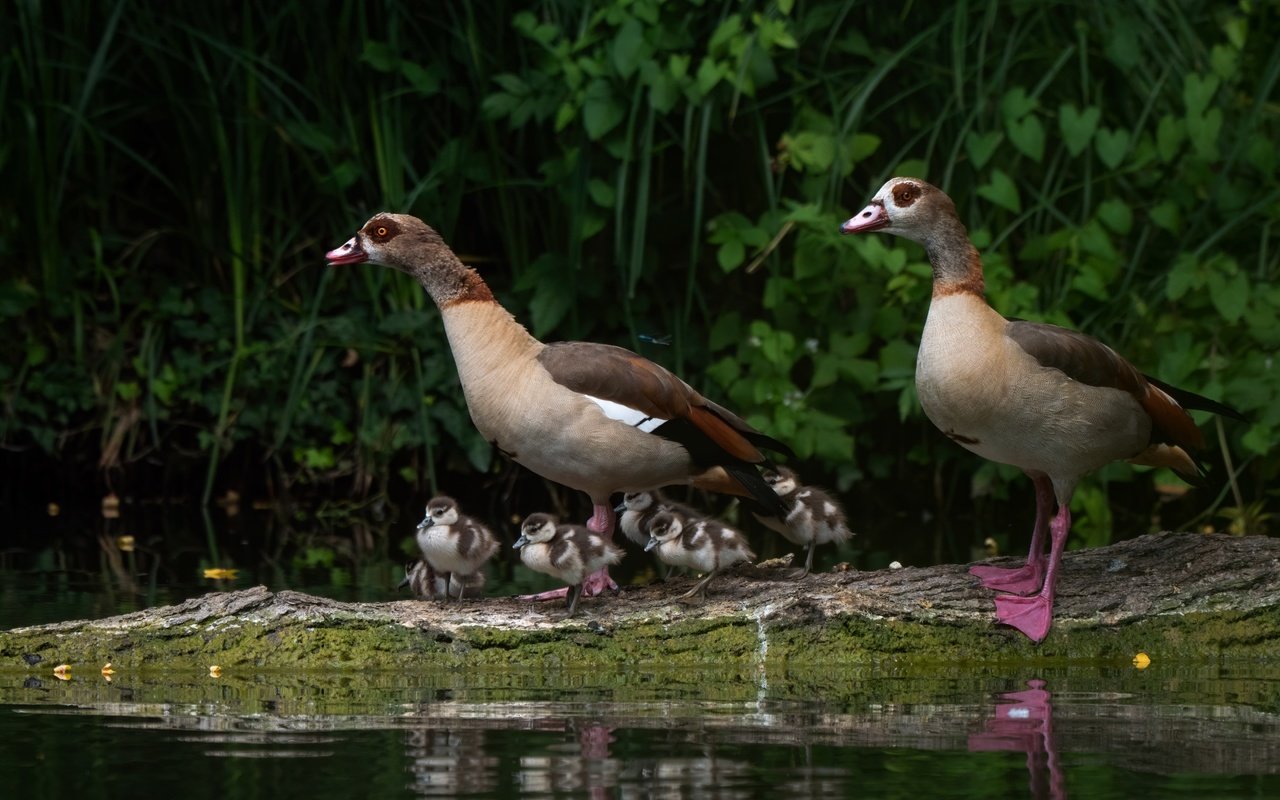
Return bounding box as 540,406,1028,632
3,532,1279,670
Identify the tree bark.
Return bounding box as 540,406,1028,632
2,531,1278,671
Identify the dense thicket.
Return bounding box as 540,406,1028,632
2,0,1276,550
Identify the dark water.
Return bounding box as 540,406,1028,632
3,510,1280,798
2,665,1279,798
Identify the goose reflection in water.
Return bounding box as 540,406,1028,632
406,729,498,796
970,679,1064,800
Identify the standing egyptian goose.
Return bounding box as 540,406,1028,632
415,496,500,600
644,511,755,601
514,512,625,616
326,214,790,600
840,177,1244,642
752,466,853,577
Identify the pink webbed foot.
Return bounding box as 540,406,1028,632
970,562,1045,595
517,568,618,603
579,567,619,596
518,586,571,602
993,592,1054,643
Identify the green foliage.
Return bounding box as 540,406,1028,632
1,1,1276,549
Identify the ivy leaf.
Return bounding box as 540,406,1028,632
1207,270,1249,323
1000,87,1036,121
612,18,646,78
1058,104,1100,156
1186,108,1223,159
1165,254,1200,301
361,41,398,72
1183,73,1220,116
400,61,440,96
1156,115,1185,162
976,169,1021,213
964,130,1002,169
1094,127,1130,169
1097,198,1132,234
582,80,624,140
1006,114,1045,162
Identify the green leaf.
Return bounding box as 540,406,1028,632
612,18,646,78
1094,127,1130,169
529,281,574,336
964,130,1002,169
1182,73,1220,116
587,178,616,208
1006,114,1045,162
1150,201,1180,233
847,133,881,162
1186,108,1223,159
1207,270,1249,323
717,239,745,272
400,61,440,96
1172,252,1198,299
361,41,398,72
786,131,834,172
1097,198,1132,234
648,70,679,112
1000,87,1036,121
1155,115,1185,162
1058,104,1100,157
976,169,1021,213
694,58,723,97
1210,44,1239,80
116,381,140,401
582,80,624,140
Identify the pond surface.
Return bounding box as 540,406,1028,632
3,509,1279,798
2,663,1279,799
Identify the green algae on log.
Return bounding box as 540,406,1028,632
3,531,1279,671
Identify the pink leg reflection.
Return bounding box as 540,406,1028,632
969,679,1065,800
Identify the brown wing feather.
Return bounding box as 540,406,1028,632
538,341,768,462
1005,320,1203,451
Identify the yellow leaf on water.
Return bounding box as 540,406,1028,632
53,664,71,680
209,665,223,678
202,568,239,580
1133,652,1152,669
101,663,115,675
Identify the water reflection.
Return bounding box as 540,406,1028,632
971,679,1064,800
1,667,1279,798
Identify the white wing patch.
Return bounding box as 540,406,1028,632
584,395,667,433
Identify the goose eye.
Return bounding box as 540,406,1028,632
375,226,389,237
892,184,921,207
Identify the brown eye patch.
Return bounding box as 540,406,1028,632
892,183,921,207
366,218,399,241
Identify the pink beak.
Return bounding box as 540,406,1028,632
840,202,889,234
325,236,367,266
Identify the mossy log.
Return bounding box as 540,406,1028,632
3,531,1278,671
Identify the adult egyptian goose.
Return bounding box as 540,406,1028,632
840,177,1244,642
327,214,790,599
752,466,853,577
644,511,755,601
415,496,500,600
514,512,625,616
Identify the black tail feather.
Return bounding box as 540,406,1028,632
1145,375,1248,422
726,463,788,518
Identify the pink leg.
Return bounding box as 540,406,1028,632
578,503,620,595
519,502,619,602
993,504,1070,642
970,474,1053,594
